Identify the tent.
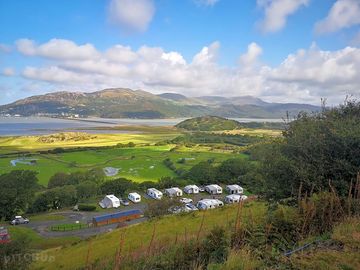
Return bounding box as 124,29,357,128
147,188,163,200
99,195,121,209
205,184,223,195
196,199,224,210
226,184,243,194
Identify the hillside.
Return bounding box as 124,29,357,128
176,116,242,131
0,88,320,119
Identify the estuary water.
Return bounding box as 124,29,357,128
0,116,283,136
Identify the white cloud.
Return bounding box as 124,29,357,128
351,31,360,46
12,38,360,105
239,42,263,67
16,39,100,60
315,0,360,34
1,67,15,76
194,0,220,7
257,0,309,33
192,41,220,65
108,0,155,33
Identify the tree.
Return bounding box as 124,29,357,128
0,170,38,220
76,181,98,199
187,161,216,185
48,172,69,189
256,100,360,200
100,178,134,197
216,158,252,183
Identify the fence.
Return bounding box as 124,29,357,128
50,223,89,231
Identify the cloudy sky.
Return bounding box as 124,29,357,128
1,0,360,105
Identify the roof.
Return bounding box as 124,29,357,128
206,184,222,190
105,195,119,201
184,185,199,189
226,194,241,200
93,209,142,222
165,187,182,193
198,199,223,206
226,184,242,190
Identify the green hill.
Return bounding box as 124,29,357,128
175,116,242,131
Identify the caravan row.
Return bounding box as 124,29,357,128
99,184,245,209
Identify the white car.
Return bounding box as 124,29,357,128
179,198,193,204
10,216,29,225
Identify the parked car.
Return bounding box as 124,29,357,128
10,216,29,225
179,198,193,204
184,203,198,212
120,199,130,206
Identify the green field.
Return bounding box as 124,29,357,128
0,142,244,185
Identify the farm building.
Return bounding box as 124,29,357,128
92,209,142,227
147,188,163,200
225,194,248,204
183,185,199,194
128,192,141,203
99,195,121,209
205,184,223,195
0,227,10,244
226,184,243,194
165,187,183,197
196,199,224,210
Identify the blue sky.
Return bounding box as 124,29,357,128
1,0,360,105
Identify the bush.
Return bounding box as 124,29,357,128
78,204,96,211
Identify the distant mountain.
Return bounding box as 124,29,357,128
0,88,320,119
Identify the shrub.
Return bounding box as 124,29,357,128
78,204,96,211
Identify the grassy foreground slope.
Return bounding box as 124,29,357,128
33,202,267,270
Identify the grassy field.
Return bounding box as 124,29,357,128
0,132,179,153
32,201,267,270
0,143,244,185
8,226,80,250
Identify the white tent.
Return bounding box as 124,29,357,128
226,184,243,194
147,188,163,200
165,187,183,197
99,195,120,209
205,184,223,195
183,185,199,194
128,192,141,203
196,199,224,210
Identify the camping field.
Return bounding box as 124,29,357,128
0,141,244,186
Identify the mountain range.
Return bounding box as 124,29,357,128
0,88,320,119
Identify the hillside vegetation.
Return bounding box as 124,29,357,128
176,116,242,131
0,88,319,118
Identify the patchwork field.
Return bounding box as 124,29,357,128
0,144,244,185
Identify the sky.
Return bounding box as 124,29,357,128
1,0,360,105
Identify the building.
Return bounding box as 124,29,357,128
92,209,142,227
183,185,199,194
196,199,224,210
165,187,183,197
205,184,223,195
99,195,121,209
128,192,141,203
225,194,248,204
226,184,243,194
147,188,163,200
